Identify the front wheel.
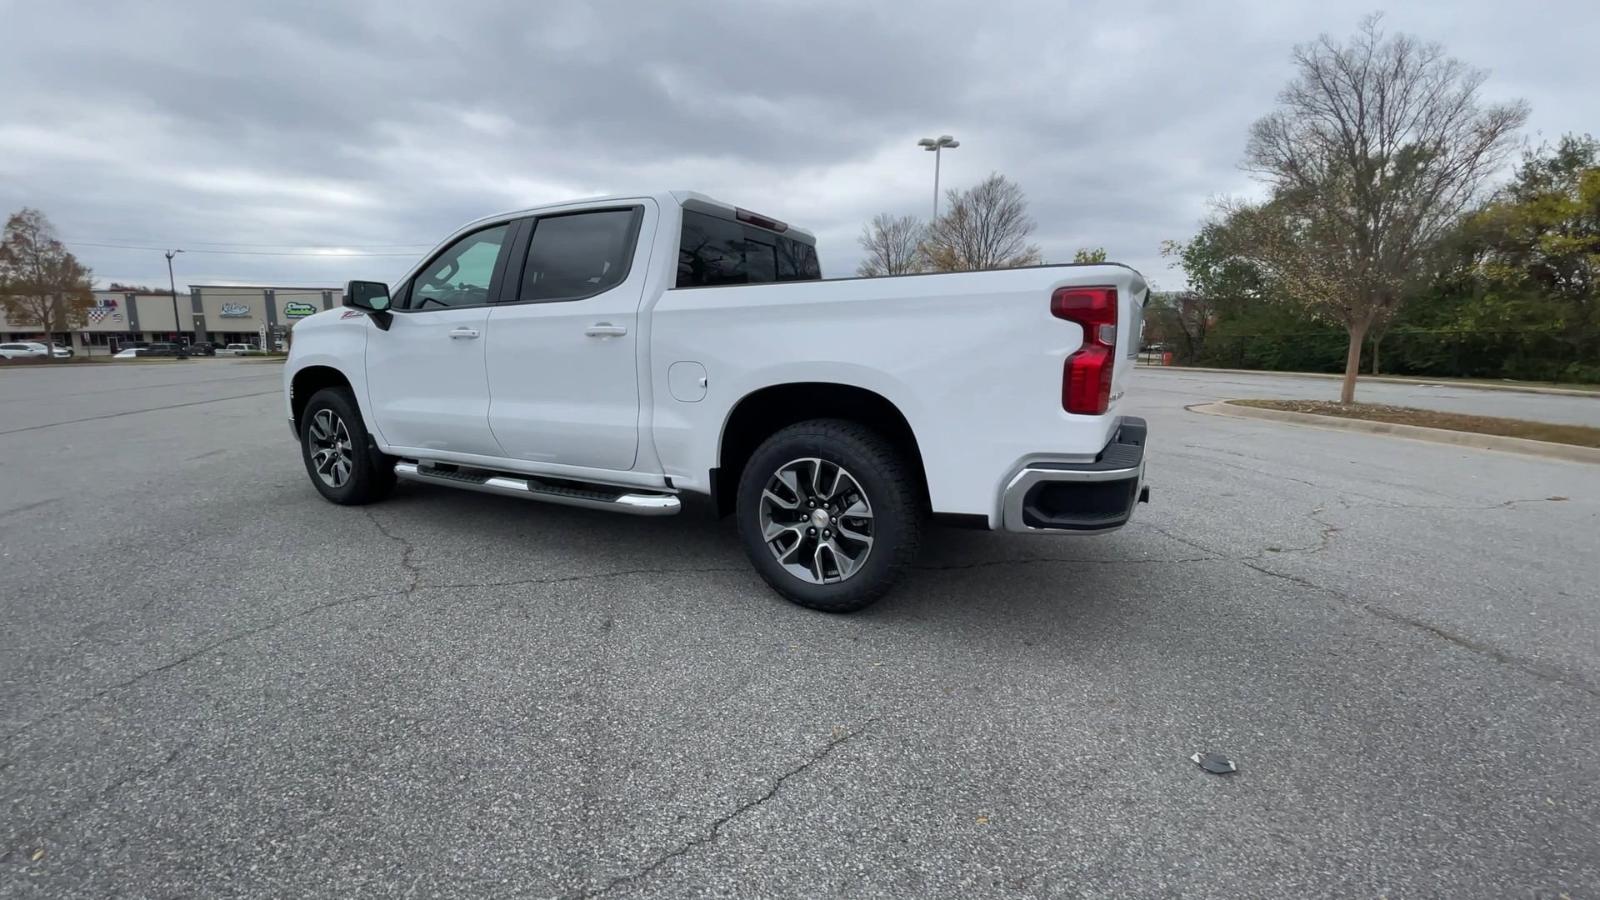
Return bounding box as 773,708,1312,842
736,419,922,613
299,388,396,505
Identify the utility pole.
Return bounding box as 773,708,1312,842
916,134,960,219
165,249,184,345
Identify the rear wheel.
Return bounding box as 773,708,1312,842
736,419,922,613
299,388,396,505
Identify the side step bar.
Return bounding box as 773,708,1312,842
393,462,680,516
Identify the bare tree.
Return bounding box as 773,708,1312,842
0,209,95,353
923,173,1042,272
1235,14,1528,402
1072,247,1108,264
856,213,926,277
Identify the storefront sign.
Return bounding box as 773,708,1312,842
219,303,251,318
86,298,122,323
282,301,318,319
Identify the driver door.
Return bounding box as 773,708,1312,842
364,222,513,457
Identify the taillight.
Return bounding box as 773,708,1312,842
1052,286,1118,415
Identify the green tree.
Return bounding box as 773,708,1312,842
0,209,95,351
1071,247,1107,264
1157,218,1271,363
1234,15,1527,402
1461,135,1599,331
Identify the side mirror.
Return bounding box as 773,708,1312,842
345,280,392,312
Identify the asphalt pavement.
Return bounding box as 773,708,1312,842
2,360,1597,898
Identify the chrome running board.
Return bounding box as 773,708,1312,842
393,461,680,516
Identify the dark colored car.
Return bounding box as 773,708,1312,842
145,342,191,358
189,342,218,356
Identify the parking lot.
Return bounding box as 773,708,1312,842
2,360,1597,898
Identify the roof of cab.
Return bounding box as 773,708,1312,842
459,191,816,245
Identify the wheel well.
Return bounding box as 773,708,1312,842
714,382,929,517
290,366,354,431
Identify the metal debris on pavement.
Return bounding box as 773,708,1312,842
1190,752,1238,774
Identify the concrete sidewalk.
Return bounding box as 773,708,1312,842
1137,363,1600,398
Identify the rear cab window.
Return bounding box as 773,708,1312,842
676,209,820,288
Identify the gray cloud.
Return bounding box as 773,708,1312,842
3,0,1595,290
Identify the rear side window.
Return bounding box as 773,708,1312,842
519,208,641,303
676,210,820,288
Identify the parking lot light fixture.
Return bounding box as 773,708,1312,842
918,134,960,219
165,249,184,345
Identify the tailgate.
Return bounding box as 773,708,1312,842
1111,272,1149,412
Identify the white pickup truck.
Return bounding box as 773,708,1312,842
284,191,1149,612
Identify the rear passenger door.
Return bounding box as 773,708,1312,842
485,202,652,471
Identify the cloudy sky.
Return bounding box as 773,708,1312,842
2,0,1595,290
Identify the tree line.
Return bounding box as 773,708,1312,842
861,16,1597,398
1151,15,1596,396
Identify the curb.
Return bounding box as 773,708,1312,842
1189,400,1600,466
1138,364,1600,398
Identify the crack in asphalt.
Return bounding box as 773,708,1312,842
1238,559,1600,700
1140,507,1597,699
1250,507,1342,558
1353,496,1576,512
362,508,422,593
572,719,877,899
419,566,748,593
916,553,1216,572
1,741,190,864
0,390,283,436
0,589,401,746
0,497,64,522
1137,521,1226,558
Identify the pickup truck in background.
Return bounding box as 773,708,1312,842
284,191,1150,612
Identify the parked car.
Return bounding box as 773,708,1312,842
144,342,190,358
50,342,73,358
284,191,1150,612
113,347,149,359
220,343,257,355
0,342,50,359
189,342,218,356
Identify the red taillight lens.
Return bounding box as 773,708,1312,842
1052,287,1118,415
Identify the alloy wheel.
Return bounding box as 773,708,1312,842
308,409,354,488
758,457,875,584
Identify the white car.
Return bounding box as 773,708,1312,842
113,347,149,359
218,343,256,356
285,191,1150,612
0,341,50,359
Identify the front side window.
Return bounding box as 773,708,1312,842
518,208,640,303
410,224,510,310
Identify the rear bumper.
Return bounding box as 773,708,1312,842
999,416,1148,533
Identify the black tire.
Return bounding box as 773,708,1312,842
299,387,396,505
736,419,922,613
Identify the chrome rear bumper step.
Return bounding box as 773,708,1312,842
393,462,680,516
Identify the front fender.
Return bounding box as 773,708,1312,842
284,309,378,443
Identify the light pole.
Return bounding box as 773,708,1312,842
917,134,959,219
165,249,184,345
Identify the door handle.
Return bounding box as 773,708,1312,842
584,323,628,338
449,327,480,339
